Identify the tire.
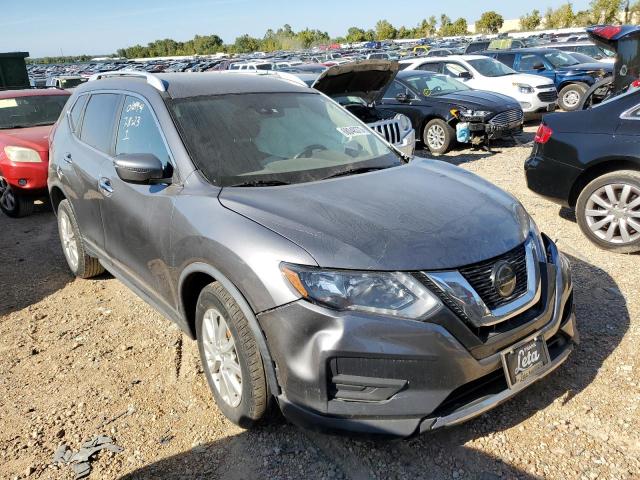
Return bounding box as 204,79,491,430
57,199,105,278
196,282,268,428
0,177,34,218
559,83,588,112
576,170,640,254
423,119,454,155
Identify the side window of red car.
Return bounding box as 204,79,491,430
69,94,88,134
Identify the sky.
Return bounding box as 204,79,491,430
1,0,593,58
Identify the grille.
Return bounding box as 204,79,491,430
489,109,524,127
536,84,555,90
537,91,558,102
458,243,528,310
370,120,401,145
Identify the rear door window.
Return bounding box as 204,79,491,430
517,54,544,71
496,53,516,68
80,93,121,153
418,62,441,73
69,94,88,134
115,96,171,168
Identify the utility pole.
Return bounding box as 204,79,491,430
625,0,630,23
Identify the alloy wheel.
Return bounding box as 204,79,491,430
427,124,446,150
585,183,640,245
0,177,16,212
59,210,80,270
202,308,243,407
562,90,581,109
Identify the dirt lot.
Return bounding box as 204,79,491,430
1,125,639,480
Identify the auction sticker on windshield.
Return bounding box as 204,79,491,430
501,336,550,388
337,126,370,138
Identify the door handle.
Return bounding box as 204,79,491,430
98,177,114,197
63,153,73,165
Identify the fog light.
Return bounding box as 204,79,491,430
18,179,27,186
519,102,532,109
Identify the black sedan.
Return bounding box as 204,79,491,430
525,89,640,253
376,70,524,154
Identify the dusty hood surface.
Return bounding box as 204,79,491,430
311,60,399,104
219,159,528,271
0,125,52,153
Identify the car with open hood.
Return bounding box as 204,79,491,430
48,70,576,438
375,70,524,154
300,60,415,156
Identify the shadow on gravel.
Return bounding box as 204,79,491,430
120,256,628,479
0,211,73,315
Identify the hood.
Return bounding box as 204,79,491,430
434,90,521,111
557,62,613,73
219,159,528,271
0,125,52,152
494,73,555,88
311,60,399,104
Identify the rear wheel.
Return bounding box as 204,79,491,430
559,83,588,112
57,199,105,278
0,177,34,218
576,170,640,253
423,119,454,155
196,282,268,428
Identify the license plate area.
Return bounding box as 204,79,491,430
501,336,550,388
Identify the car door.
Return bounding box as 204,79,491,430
98,94,181,308
515,53,556,83
377,80,428,129
65,92,122,255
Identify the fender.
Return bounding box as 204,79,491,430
178,262,280,396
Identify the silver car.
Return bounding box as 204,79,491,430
48,70,577,437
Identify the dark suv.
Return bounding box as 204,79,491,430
48,71,577,437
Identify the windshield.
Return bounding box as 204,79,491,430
0,95,69,129
403,73,470,97
543,51,579,67
468,58,516,77
169,92,400,186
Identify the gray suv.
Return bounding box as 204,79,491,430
48,71,577,437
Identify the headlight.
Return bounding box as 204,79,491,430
394,113,412,131
4,146,42,163
456,109,492,121
281,264,441,319
513,83,534,94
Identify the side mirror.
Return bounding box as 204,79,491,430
396,92,412,103
594,54,603,60
114,153,166,184
532,62,546,71
458,71,472,79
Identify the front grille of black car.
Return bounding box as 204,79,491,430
489,109,524,127
537,91,558,102
458,243,528,310
371,121,401,145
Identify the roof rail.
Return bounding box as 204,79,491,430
229,70,308,88
88,70,167,92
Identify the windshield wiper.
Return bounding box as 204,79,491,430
228,179,291,187
322,166,391,180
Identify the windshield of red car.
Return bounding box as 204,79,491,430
0,95,69,130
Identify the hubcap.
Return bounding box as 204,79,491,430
59,211,79,270
585,183,640,245
202,308,243,407
563,90,581,108
0,177,16,212
427,125,446,150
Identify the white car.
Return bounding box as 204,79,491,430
400,55,558,116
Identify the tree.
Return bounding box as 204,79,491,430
590,0,623,23
417,16,437,37
476,11,504,34
520,10,542,31
440,18,468,37
552,3,576,28
233,34,261,53
573,9,594,26
375,19,397,40
346,27,367,43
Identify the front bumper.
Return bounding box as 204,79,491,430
0,157,49,193
258,237,576,437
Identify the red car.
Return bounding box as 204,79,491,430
0,89,70,217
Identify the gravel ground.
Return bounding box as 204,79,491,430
1,124,639,480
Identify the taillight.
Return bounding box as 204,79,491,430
632,79,640,89
534,124,553,144
591,25,622,40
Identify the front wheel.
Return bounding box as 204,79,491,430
0,177,34,218
576,170,640,253
196,282,268,428
559,83,588,111
423,119,454,155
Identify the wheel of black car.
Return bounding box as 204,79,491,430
559,83,588,112
423,119,454,155
56,199,105,278
196,282,268,428
576,170,640,254
0,177,34,218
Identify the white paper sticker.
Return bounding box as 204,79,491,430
337,126,371,138
0,99,18,109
